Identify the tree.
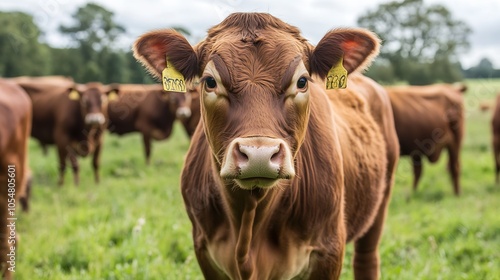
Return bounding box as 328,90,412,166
59,3,125,82
50,47,84,80
364,59,396,84
0,11,51,77
126,51,155,84
60,3,125,57
357,0,471,84
463,58,497,79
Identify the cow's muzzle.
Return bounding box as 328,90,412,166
85,113,106,126
220,137,295,189
176,107,192,121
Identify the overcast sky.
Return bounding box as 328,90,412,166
1,0,499,68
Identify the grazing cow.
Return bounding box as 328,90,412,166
11,77,115,186
107,83,193,164
386,83,466,195
0,79,31,280
134,13,398,279
491,94,500,183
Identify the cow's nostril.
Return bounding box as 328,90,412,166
220,137,295,184
235,144,249,163
270,144,283,164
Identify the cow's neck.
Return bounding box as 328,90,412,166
221,184,280,279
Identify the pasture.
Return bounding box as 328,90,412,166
14,79,500,279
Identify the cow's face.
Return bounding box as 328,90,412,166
164,90,192,121
133,13,379,190
69,84,116,127
197,42,311,189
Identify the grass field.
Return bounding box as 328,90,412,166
14,79,500,279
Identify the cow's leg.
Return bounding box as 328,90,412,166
353,187,391,280
142,134,152,165
56,144,68,186
493,135,500,184
40,142,48,156
411,154,423,192
191,229,230,280
354,119,398,280
447,144,461,196
92,139,102,184
20,173,32,212
68,150,79,186
194,247,230,280
308,236,344,279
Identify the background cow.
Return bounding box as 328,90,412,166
107,83,193,164
491,93,500,183
178,81,201,138
11,76,115,186
134,12,398,279
0,79,31,280
386,83,466,195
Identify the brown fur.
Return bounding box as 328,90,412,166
107,84,192,164
386,83,466,195
0,79,31,280
10,76,115,186
179,82,201,138
134,12,398,279
491,94,500,183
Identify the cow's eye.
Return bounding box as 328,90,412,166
297,77,308,89
205,77,217,90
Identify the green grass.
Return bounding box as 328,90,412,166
15,79,500,279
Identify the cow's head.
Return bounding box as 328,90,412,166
69,82,117,127
175,80,200,121
163,90,192,121
134,13,379,190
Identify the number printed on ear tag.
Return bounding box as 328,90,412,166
162,59,186,93
325,56,347,90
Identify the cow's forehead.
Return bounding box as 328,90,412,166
197,13,311,87
83,87,101,94
201,30,309,92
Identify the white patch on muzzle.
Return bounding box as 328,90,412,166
176,107,192,120
85,113,105,125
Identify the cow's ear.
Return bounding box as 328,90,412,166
310,28,380,78
106,83,120,101
133,29,198,81
68,87,81,100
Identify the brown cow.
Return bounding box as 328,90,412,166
134,13,398,279
179,81,201,138
107,83,193,164
386,83,466,195
0,79,31,280
491,94,500,183
11,76,115,186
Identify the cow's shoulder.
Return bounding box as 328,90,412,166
181,126,227,236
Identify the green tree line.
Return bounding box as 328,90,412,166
0,4,153,84
0,1,498,85
358,0,499,84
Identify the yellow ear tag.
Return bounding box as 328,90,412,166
69,89,80,100
108,90,118,101
325,56,348,90
162,59,186,93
